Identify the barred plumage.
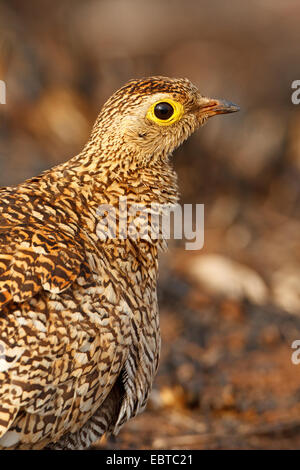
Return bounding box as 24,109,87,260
0,76,238,449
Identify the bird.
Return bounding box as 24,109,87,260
0,76,239,449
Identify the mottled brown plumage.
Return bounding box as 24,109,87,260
0,76,238,449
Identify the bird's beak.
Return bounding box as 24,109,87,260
198,97,240,118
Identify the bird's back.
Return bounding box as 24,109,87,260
0,178,160,449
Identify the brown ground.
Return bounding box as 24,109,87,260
1,0,300,450
94,267,300,449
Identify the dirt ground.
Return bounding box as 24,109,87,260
94,262,300,450
1,0,300,450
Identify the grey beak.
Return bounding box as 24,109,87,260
199,98,240,117
213,99,240,114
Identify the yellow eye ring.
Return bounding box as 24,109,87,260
146,98,184,126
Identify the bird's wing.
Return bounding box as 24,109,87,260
0,221,130,447
0,222,86,308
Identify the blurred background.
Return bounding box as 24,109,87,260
1,0,300,449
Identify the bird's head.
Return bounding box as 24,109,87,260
90,76,239,167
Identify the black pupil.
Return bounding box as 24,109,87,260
154,102,174,120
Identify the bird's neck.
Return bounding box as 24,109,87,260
16,147,180,271
43,146,180,209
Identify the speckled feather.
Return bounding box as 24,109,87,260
0,77,219,449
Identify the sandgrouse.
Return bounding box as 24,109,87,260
0,76,239,449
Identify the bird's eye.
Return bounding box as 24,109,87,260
146,98,184,126
154,102,174,120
